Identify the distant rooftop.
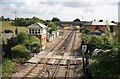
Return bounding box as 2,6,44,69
92,21,116,25
82,20,116,26
81,21,92,25
28,22,47,28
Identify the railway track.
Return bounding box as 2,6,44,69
12,30,75,78
38,31,75,78
25,31,73,78
12,29,82,79
65,32,76,79
27,32,79,79
47,31,76,79
45,30,72,52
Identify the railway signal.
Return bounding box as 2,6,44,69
82,44,92,79
82,44,88,55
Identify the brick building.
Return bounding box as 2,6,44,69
83,20,117,33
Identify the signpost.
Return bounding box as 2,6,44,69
82,44,93,79
82,45,88,55
82,44,88,78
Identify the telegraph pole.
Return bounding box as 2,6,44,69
82,16,83,21
11,11,17,20
14,12,17,26
14,12,17,20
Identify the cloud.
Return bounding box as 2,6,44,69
1,1,62,19
62,2,92,8
1,0,119,21
40,2,59,5
118,1,120,22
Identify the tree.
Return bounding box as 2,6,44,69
1,16,4,21
47,28,52,34
25,36,41,55
118,22,120,42
30,41,40,54
11,44,30,58
73,18,81,26
51,17,60,22
48,22,58,31
4,18,11,21
29,36,40,42
15,28,18,34
12,17,44,26
86,21,120,78
3,35,18,59
73,18,80,22
17,32,29,44
2,59,16,77
8,35,18,47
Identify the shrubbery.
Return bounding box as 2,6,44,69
82,35,104,51
11,44,30,59
17,32,29,44
81,21,120,78
26,36,40,49
82,35,114,50
8,32,29,47
80,28,90,34
12,17,44,26
28,36,41,53
2,59,16,77
10,35,41,59
30,41,40,48
29,36,40,42
4,30,13,33
4,32,41,76
82,34,119,77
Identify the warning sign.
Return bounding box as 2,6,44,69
82,45,88,55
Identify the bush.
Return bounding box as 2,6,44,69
17,32,29,44
89,49,119,78
8,35,18,47
6,33,29,48
30,41,40,53
2,59,16,77
30,41,40,47
29,36,40,42
86,21,120,78
4,30,13,33
25,36,40,48
82,35,113,51
24,36,41,54
11,44,30,58
80,28,90,34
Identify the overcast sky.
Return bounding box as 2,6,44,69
0,0,119,21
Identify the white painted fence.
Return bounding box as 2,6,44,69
47,31,60,42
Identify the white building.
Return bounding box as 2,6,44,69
27,22,47,35
27,22,47,46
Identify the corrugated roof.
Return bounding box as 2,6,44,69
82,21,116,26
28,22,47,28
92,21,116,25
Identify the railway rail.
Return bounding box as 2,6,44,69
12,29,82,79
13,30,74,78
39,30,75,79
27,31,73,77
